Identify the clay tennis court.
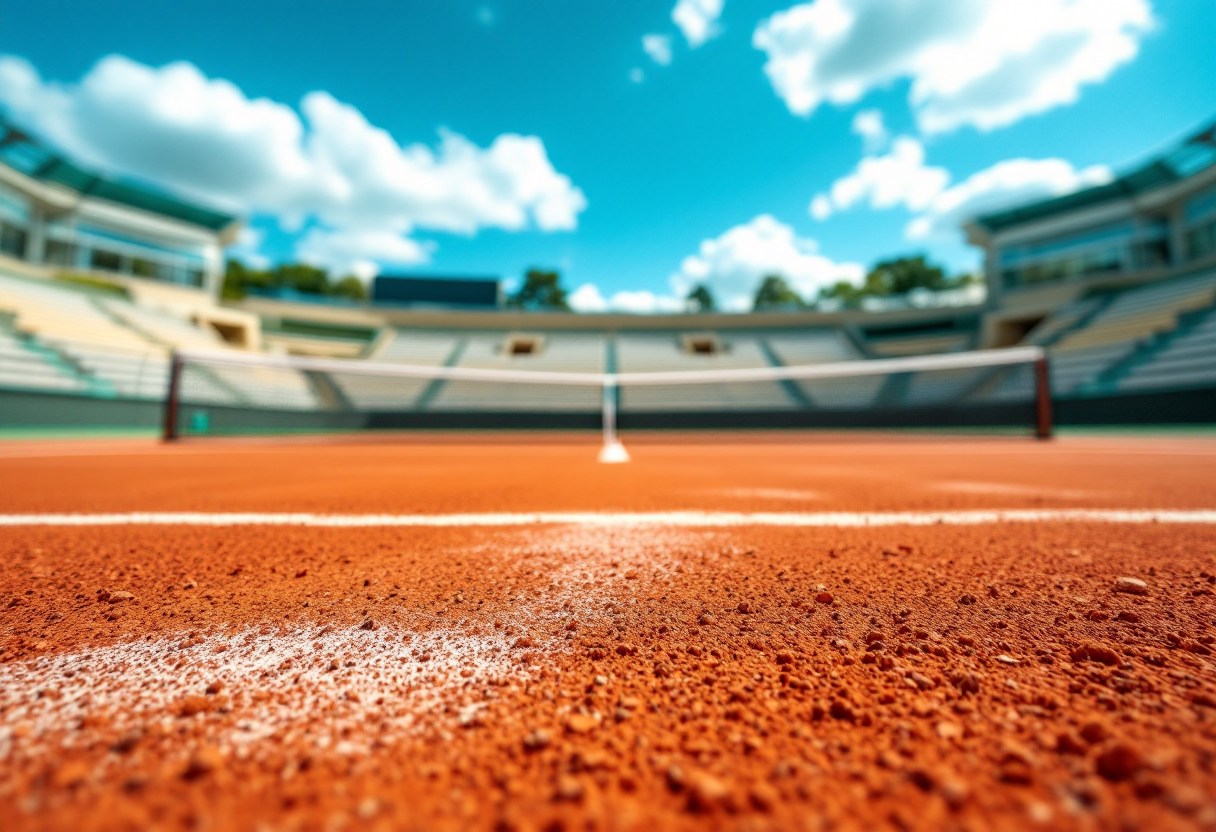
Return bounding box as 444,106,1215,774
2,434,1215,831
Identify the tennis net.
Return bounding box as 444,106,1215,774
164,345,1052,460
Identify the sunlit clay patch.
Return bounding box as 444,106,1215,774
0,525,702,769
0,625,534,765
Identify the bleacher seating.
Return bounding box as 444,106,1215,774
100,298,228,351
1047,272,1216,395
432,333,605,411
0,273,168,398
763,330,879,408
616,334,793,411
1116,306,1216,393
1023,297,1105,346
764,330,859,364
0,273,318,408
1053,273,1216,352
0,317,92,394
333,330,466,410
866,333,972,356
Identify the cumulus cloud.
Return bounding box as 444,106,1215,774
643,34,674,66
671,215,863,311
810,131,1112,239
295,228,433,281
673,0,725,48
906,157,1112,239
568,283,685,314
851,109,888,152
228,227,271,270
0,54,586,271
753,0,1153,134
811,137,949,220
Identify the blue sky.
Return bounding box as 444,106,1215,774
1,0,1214,311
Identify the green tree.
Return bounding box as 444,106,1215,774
331,275,367,301
223,259,374,303
275,263,331,295
864,255,949,295
752,274,805,311
221,258,252,300
816,255,967,309
686,283,716,313
508,269,569,310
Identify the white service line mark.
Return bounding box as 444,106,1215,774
3,510,1216,527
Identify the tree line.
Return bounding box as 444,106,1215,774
222,260,367,302
508,256,979,312
221,255,977,311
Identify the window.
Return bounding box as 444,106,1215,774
503,334,543,356
682,334,721,355
1184,184,1216,226
132,258,157,278
1184,184,1216,262
90,248,123,272
998,218,1175,290
0,221,27,258
1186,220,1216,261
45,240,75,266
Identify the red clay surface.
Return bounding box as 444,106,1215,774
1,435,1215,831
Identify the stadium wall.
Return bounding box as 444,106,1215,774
0,389,163,429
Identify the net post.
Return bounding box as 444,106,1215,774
162,350,183,442
1034,354,1053,440
598,376,629,463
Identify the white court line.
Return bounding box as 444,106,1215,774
2,509,1216,527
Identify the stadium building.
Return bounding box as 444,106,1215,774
969,120,1216,417
0,119,239,298
2,116,1215,433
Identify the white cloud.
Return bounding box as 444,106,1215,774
228,226,271,270
643,34,673,66
611,290,686,314
811,136,949,220
294,228,433,282
907,157,1112,239
851,108,887,152
629,68,645,84
568,284,609,312
809,134,1109,239
671,215,863,311
568,283,685,314
673,0,725,48
0,53,586,271
809,195,833,222
753,0,1153,134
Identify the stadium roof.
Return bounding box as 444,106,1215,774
974,118,1216,233
0,116,236,232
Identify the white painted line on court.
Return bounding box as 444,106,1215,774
2,509,1216,527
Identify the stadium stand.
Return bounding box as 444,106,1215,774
1047,271,1216,396
0,273,168,399
0,272,318,409
1022,297,1107,346
1113,304,1216,393
615,333,792,411
0,314,92,394
431,332,605,411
